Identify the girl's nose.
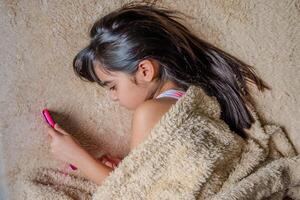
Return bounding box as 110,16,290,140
109,92,118,101
105,90,118,101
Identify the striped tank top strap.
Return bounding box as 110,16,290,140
155,89,186,100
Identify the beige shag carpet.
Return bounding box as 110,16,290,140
0,0,299,199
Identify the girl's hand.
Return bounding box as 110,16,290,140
46,123,87,166
98,154,122,169
46,123,114,185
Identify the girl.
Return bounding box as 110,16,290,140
45,2,269,186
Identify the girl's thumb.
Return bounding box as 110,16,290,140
48,128,59,138
54,123,68,135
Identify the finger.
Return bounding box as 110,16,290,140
47,129,59,138
54,123,69,135
104,161,113,168
100,157,108,163
44,123,55,132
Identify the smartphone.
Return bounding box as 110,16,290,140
42,108,56,128
42,108,77,170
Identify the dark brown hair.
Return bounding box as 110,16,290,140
72,2,270,138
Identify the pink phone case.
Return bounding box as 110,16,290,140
42,109,56,128
42,108,77,170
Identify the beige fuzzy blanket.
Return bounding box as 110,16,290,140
17,85,300,199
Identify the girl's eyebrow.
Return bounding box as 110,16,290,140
102,80,113,86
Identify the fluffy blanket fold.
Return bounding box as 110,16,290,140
17,85,300,199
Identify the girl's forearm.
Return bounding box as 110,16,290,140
74,150,113,185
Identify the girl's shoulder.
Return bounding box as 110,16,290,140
138,97,178,116
129,98,178,151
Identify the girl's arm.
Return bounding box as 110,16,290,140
46,123,113,186
74,149,113,186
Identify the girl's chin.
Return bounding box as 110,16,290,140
119,103,136,111
119,104,132,110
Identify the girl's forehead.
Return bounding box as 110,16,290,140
93,61,134,82
94,65,117,79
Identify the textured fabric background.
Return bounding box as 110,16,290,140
0,0,299,199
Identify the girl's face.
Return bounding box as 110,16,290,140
93,60,161,111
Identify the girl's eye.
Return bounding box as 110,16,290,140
109,86,116,91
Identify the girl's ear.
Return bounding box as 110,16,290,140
136,59,159,82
